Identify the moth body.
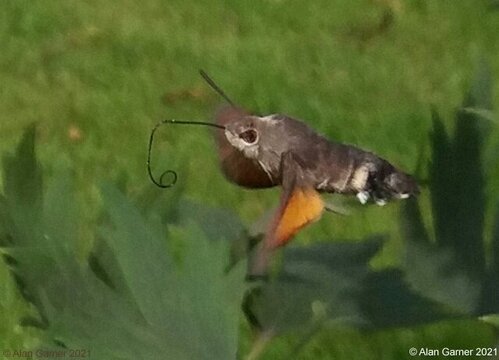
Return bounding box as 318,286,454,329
222,112,418,205
199,69,421,276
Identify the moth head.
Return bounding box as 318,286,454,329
224,116,262,158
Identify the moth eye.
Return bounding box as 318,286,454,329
239,129,258,144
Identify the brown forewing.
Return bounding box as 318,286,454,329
215,106,276,188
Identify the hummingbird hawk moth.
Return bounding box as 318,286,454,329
148,70,419,276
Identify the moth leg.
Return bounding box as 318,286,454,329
249,152,324,277
356,191,370,204
375,198,387,206
324,202,350,216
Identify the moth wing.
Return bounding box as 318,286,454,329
215,106,276,188
249,152,325,277
267,151,325,247
269,183,324,248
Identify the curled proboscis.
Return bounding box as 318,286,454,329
147,119,225,188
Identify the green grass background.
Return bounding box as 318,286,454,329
0,0,498,358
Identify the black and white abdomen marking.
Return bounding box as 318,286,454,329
346,155,419,205
312,142,419,206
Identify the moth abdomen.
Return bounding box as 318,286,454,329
353,156,419,205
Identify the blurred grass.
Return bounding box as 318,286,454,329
1,0,498,358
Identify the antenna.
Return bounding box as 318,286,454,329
199,70,236,106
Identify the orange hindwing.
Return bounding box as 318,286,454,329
271,187,325,248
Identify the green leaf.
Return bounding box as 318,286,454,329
402,239,480,313
246,236,452,346
492,202,499,280
464,58,493,114
482,203,499,315
176,199,246,243
452,109,486,274
1,124,43,246
99,186,247,359
1,126,248,359
360,269,454,328
401,198,481,314
462,107,497,124
400,62,498,317
99,184,175,325
247,238,382,335
479,314,499,328
400,198,430,246
431,60,490,275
